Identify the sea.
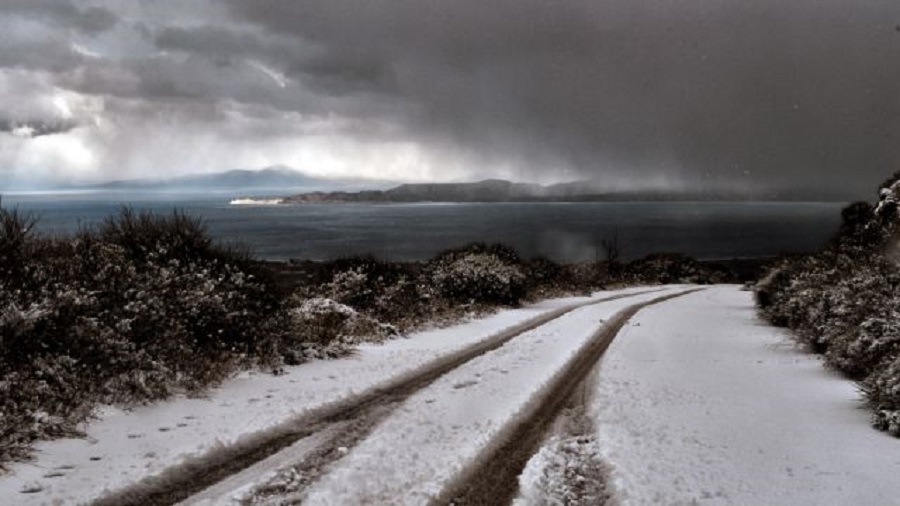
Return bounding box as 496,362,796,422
1,191,845,263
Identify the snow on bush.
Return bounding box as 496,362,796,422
875,177,900,230
620,253,727,285
295,259,437,331
0,207,294,468
283,296,398,362
326,265,421,323
430,251,526,305
326,267,372,307
866,355,900,436
828,312,900,378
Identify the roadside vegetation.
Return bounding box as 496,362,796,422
0,202,736,468
756,172,900,436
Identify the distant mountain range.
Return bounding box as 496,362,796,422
2,169,857,201
279,178,853,203
0,167,377,193
85,167,341,191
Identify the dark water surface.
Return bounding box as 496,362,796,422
3,191,845,262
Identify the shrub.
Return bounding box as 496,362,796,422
832,201,879,248
828,313,900,379
865,356,900,436
98,208,212,263
283,296,398,361
622,253,728,285
0,204,37,283
523,257,591,298
0,207,295,468
429,250,526,306
322,259,424,325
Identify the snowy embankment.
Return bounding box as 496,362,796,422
586,286,900,505
0,287,650,505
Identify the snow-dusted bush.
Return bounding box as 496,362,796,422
330,265,418,321
282,247,538,340
828,314,900,378
326,267,371,305
0,204,36,284
0,207,293,468
430,251,526,305
281,296,398,363
622,253,728,285
298,258,431,329
523,257,593,298
865,356,900,436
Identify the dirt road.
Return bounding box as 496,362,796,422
437,290,699,505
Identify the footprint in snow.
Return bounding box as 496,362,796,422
158,427,171,432
177,423,188,428
89,456,102,461
127,433,143,439
452,379,479,390
20,484,43,494
43,471,65,478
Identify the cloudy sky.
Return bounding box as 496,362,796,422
1,0,899,196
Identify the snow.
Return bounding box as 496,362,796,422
229,198,284,205
0,286,651,505
296,287,688,505
591,285,900,505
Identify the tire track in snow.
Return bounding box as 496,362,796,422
436,288,703,506
514,367,609,506
202,289,664,505
94,289,661,506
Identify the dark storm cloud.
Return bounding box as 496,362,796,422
154,25,304,66
2,1,899,194
5,0,118,34
221,0,900,196
0,37,84,73
151,23,402,107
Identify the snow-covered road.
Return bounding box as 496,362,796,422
291,288,694,506
5,285,900,506
586,286,900,505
